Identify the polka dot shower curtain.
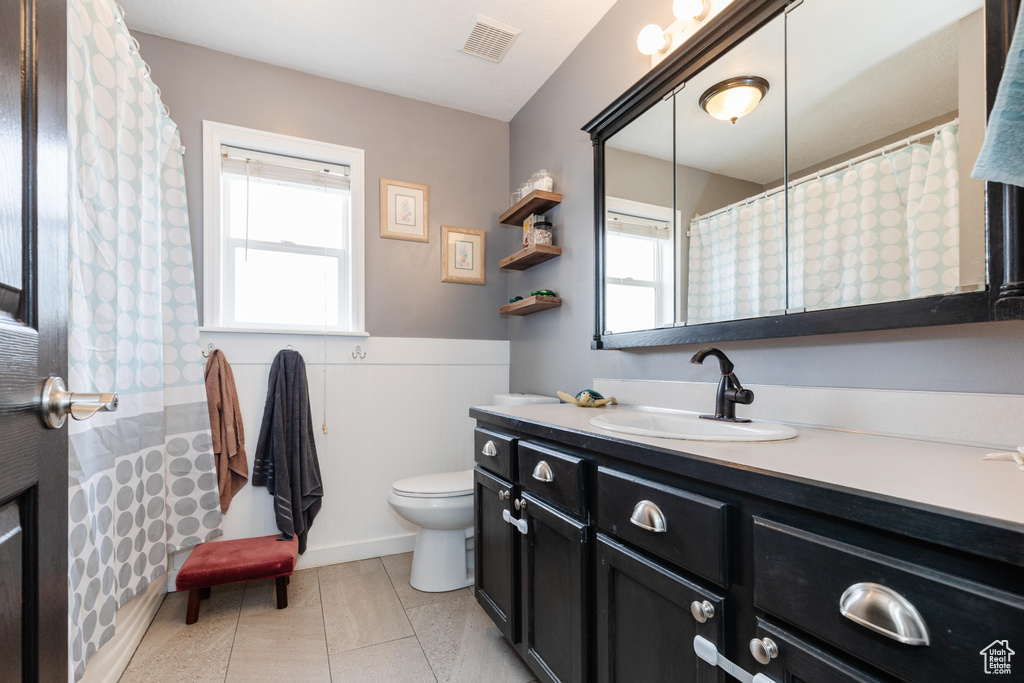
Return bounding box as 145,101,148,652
67,0,222,679
787,123,960,311
686,123,960,324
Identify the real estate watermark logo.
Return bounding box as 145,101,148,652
980,640,1015,675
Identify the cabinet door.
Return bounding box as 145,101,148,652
752,618,893,683
595,534,725,683
474,467,518,642
520,492,589,683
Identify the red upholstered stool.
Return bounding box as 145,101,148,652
175,534,299,624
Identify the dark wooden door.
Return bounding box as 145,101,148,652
519,492,588,683
0,0,68,680
474,467,519,642
595,534,725,683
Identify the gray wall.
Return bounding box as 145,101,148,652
508,0,1024,395
138,33,510,340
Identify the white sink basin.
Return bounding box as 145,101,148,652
589,409,798,442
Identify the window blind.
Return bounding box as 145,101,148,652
607,212,671,240
221,145,351,191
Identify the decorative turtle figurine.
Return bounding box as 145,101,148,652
557,389,616,407
509,296,524,303
532,289,557,297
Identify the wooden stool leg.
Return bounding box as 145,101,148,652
199,587,211,600
185,589,201,625
275,576,288,610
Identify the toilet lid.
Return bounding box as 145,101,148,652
392,469,474,498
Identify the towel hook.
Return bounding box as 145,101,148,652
352,346,366,360
286,344,294,351
201,343,215,359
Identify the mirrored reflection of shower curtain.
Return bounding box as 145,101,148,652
788,123,960,311
687,194,787,325
67,0,222,679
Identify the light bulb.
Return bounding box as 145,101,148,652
673,0,709,21
637,24,668,56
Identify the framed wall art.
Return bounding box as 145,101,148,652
441,225,485,285
380,178,429,242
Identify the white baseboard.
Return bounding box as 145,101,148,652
296,534,417,570
76,577,165,683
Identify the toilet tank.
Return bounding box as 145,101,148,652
492,392,560,406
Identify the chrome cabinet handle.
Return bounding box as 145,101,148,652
749,637,779,665
514,498,527,511
532,461,554,482
839,582,930,646
39,377,118,429
502,508,529,535
482,440,498,457
690,600,715,623
498,489,510,501
629,500,667,533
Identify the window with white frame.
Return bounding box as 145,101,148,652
604,205,675,334
203,121,365,333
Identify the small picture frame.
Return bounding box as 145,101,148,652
441,226,485,285
380,178,429,242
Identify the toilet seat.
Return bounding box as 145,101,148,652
392,469,473,499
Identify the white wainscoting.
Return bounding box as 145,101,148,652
167,333,509,589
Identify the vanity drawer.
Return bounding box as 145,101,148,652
753,518,1024,683
474,428,517,480
596,467,728,587
517,442,586,518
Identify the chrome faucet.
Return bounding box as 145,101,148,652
690,348,754,422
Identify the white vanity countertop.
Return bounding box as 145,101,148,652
471,403,1024,529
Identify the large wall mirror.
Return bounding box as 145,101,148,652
586,0,1022,349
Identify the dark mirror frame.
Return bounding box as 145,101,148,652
584,0,1024,350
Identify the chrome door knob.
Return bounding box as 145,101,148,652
39,377,118,429
514,498,527,511
498,489,510,500
690,600,715,623
482,440,498,457
750,637,779,665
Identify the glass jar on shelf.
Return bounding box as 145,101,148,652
534,169,554,192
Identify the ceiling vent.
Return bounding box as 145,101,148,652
459,14,521,63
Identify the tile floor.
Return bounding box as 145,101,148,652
120,553,538,683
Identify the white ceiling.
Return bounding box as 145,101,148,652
608,0,983,184
120,0,617,122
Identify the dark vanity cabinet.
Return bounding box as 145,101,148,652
472,413,1024,683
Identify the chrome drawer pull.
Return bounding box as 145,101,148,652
839,582,930,646
749,637,779,665
482,440,498,457
690,600,715,623
629,500,667,533
502,508,529,535
532,461,554,482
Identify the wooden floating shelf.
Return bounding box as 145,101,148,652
499,244,562,271
499,190,562,226
500,295,563,316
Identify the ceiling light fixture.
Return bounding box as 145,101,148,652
699,76,770,123
637,24,671,56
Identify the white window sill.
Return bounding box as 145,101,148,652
199,326,370,337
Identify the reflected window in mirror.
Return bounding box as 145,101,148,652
604,97,676,333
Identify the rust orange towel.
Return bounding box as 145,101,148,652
204,349,249,513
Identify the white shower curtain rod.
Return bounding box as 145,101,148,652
692,118,959,223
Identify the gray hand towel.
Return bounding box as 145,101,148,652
252,349,323,554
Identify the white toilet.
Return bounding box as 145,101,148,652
388,392,559,592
